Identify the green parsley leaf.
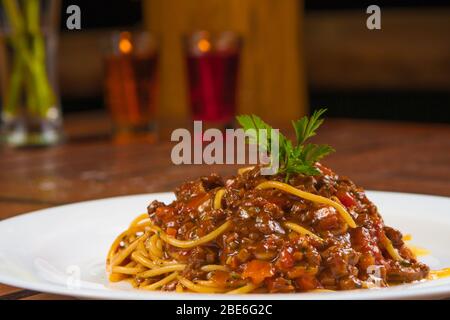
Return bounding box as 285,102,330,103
236,109,334,178
236,114,288,157
292,108,326,145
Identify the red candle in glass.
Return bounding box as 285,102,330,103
185,31,241,124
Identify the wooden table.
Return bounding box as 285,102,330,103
1,111,449,300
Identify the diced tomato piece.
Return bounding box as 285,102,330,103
265,277,295,293
229,256,240,269
350,227,383,263
295,276,319,291
277,247,295,269
337,191,357,208
210,271,230,287
166,227,177,237
315,162,333,176
187,193,210,209
287,266,318,278
242,260,274,285
155,207,175,223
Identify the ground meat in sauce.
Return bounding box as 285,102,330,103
146,165,429,292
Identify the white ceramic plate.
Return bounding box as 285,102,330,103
0,191,449,300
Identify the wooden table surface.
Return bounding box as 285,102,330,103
1,111,449,300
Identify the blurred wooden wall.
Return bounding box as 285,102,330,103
57,7,450,112
305,8,450,90
142,0,307,121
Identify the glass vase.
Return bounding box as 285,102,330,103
0,0,62,147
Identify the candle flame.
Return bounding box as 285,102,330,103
119,32,133,54
197,39,211,53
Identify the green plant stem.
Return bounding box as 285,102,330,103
2,0,56,118
25,0,40,33
2,0,24,32
5,53,24,114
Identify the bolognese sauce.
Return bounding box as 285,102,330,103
107,164,429,293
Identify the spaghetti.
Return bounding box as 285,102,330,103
256,181,357,228
107,165,432,293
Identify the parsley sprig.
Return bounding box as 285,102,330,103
236,109,335,179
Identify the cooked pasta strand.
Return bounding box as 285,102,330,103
150,221,231,249
131,251,158,269
429,268,450,279
238,166,254,175
201,265,229,272
111,233,148,267
111,266,144,275
109,272,127,282
285,222,323,242
381,237,404,262
214,189,226,209
107,226,149,263
129,213,150,227
137,264,186,278
256,181,357,228
148,234,163,258
227,283,258,294
194,280,218,287
142,272,179,291
312,289,335,293
176,283,184,292
177,276,227,293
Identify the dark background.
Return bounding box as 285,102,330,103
60,0,450,29
59,0,450,123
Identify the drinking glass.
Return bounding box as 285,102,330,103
0,0,62,147
103,31,158,142
184,31,241,127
